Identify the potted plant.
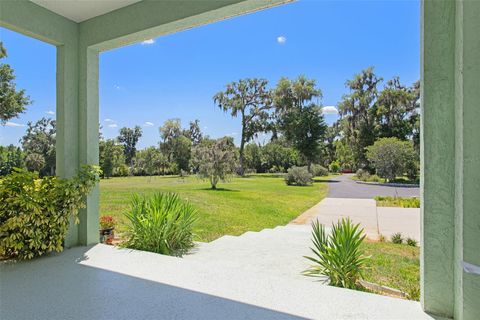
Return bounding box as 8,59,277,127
99,215,116,245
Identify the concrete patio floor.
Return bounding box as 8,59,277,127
0,243,437,320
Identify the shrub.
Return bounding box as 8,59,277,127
391,232,403,244
304,218,368,289
370,174,381,182
366,137,417,182
0,166,100,260
115,163,130,177
122,193,197,256
355,169,370,181
312,164,329,177
284,166,313,186
328,161,340,173
406,238,418,247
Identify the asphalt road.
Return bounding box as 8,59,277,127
326,174,420,199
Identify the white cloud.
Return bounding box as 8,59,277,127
5,121,26,127
104,118,115,123
141,39,155,45
144,121,154,127
322,106,339,115
277,36,287,45
203,126,208,130
46,110,55,115
227,132,237,137
108,124,118,128
114,85,122,90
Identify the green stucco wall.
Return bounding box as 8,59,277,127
422,1,480,319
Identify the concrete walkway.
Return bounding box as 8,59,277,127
291,198,420,241
1,242,435,320
327,174,419,199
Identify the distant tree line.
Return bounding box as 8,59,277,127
1,64,420,181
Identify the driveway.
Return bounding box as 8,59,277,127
291,198,421,241
326,174,419,198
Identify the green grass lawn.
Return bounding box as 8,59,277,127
100,174,329,242
374,196,420,208
362,240,420,300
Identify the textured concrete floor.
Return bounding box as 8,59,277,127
0,240,435,320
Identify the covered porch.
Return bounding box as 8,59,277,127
1,1,479,319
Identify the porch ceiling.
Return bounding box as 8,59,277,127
30,0,142,23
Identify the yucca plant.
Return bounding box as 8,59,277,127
122,193,197,256
303,218,369,289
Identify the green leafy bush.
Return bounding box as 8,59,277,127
304,218,369,289
406,238,417,247
391,232,403,244
312,164,329,177
0,166,100,260
366,137,417,182
355,168,371,181
328,161,340,173
284,166,313,186
123,193,197,256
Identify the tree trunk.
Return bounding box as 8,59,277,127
239,117,246,176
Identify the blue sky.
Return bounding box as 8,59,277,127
0,0,420,148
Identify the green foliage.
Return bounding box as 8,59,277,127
391,232,403,244
116,164,130,177
0,165,100,259
375,196,420,208
183,119,203,146
24,152,45,172
374,78,419,141
99,139,125,178
311,164,328,177
406,238,417,247
117,126,142,166
0,42,31,123
133,147,168,176
214,78,273,175
284,166,312,186
261,140,298,173
366,137,417,181
355,168,371,181
328,161,340,173
243,143,263,173
159,119,194,173
334,139,355,171
122,193,197,256
273,76,327,170
304,218,368,289
192,138,237,189
0,144,24,175
21,117,56,176
337,68,419,170
338,67,381,168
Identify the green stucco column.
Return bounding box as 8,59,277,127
455,1,480,319
422,1,480,318
76,46,100,245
